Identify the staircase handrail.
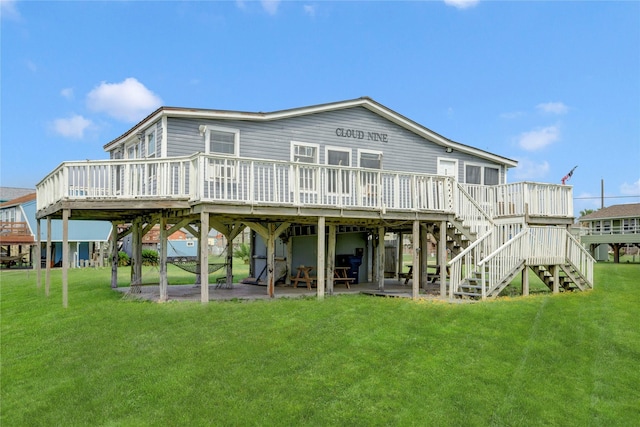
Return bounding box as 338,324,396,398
565,231,595,288
477,229,529,298
447,228,495,298
455,182,495,238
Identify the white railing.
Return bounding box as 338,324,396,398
37,154,455,213
566,232,595,288
582,225,640,235
455,183,494,238
478,229,529,299
461,182,573,219
528,226,567,265
448,229,496,298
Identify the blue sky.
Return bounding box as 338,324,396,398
1,0,639,214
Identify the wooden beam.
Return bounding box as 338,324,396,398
159,213,168,302
62,209,69,308
439,220,447,298
200,211,209,303
412,220,420,300
244,221,269,241
36,218,41,289
327,224,336,295
317,217,325,299
111,222,118,289
45,217,51,297
522,266,529,296
166,218,191,236
377,226,385,291
267,223,276,298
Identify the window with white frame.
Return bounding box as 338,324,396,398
146,130,156,158
291,142,319,192
465,163,500,185
204,126,240,157
326,147,351,193
358,149,382,169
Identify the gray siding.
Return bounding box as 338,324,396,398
160,106,506,182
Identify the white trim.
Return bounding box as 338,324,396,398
204,125,240,157
325,146,351,167
290,141,320,163
436,157,459,181
161,116,168,158
145,127,156,158
463,161,501,185
103,98,518,168
357,149,383,169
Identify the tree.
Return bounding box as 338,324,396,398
579,208,595,218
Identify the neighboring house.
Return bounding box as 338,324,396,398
578,203,640,263
0,190,111,268
35,97,594,303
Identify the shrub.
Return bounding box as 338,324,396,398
142,249,159,266
118,251,130,267
233,243,251,263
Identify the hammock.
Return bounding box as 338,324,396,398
169,260,227,275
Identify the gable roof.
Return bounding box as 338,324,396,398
0,192,36,208
0,187,35,203
103,97,518,168
580,203,640,220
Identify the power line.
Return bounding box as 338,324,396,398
573,195,640,200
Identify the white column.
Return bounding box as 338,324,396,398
46,217,52,296
111,222,118,289
377,226,385,291
36,218,41,289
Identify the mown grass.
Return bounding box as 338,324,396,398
1,263,639,426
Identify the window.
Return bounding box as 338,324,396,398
290,142,319,192
326,147,351,193
146,130,156,158
292,143,318,163
126,142,140,159
204,126,240,157
358,150,382,169
465,163,500,185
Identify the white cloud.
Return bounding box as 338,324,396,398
1,0,21,21
444,0,479,10
61,88,74,100
304,5,316,17
511,158,550,180
52,114,92,139
86,77,162,123
261,0,280,15
620,179,640,196
536,102,569,115
517,125,560,151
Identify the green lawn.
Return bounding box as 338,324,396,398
2,263,639,426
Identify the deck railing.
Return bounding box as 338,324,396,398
566,232,595,287
462,182,573,218
36,154,574,221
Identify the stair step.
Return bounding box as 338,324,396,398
454,291,482,298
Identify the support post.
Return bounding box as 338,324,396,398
200,212,210,303
159,213,168,302
317,217,325,299
412,220,420,299
267,224,276,298
552,264,559,294
111,222,118,289
522,266,529,296
439,220,447,298
286,236,293,286
36,218,41,288
420,225,429,290
46,217,51,296
377,226,385,291
327,224,336,295
62,209,69,308
397,231,403,281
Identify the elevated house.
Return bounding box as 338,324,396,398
578,203,640,262
35,97,594,305
0,191,111,268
